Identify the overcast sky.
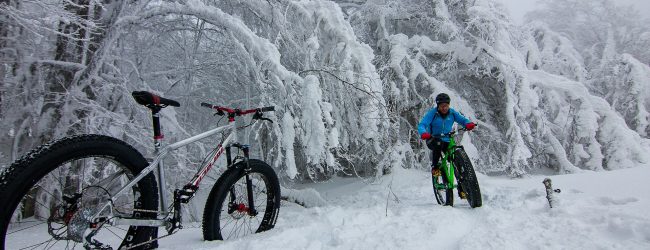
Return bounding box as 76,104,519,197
495,0,650,24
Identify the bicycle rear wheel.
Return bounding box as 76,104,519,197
454,149,482,208
202,159,280,240
0,135,159,249
432,169,454,206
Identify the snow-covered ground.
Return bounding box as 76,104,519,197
157,166,650,250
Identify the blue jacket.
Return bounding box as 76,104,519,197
418,107,471,142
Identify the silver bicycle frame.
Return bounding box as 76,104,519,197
92,122,238,224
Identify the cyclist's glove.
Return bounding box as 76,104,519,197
465,122,476,131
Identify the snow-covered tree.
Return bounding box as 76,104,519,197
347,0,650,175
3,0,650,185
1,0,392,184
527,0,650,139
527,0,650,66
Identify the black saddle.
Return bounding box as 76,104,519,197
132,91,180,108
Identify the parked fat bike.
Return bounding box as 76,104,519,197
430,127,482,208
0,91,281,249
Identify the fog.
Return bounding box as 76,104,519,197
496,0,650,24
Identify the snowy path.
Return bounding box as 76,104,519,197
159,166,650,249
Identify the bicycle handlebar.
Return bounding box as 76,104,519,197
260,106,275,112
431,123,478,138
200,102,275,116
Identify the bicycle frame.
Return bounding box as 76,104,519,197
93,121,241,227
433,129,463,190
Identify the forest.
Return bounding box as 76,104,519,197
2,0,650,183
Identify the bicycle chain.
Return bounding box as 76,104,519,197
131,208,163,214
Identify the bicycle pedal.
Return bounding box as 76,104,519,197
175,185,198,203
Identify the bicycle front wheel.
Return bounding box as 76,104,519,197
432,169,454,206
202,159,280,241
0,135,159,249
454,149,482,208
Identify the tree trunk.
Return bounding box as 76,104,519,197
39,0,125,140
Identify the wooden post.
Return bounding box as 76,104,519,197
543,178,555,208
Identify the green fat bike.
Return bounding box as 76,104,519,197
430,127,482,208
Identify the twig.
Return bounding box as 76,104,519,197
385,175,400,216
298,69,378,97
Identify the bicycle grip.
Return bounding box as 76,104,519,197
201,102,213,108
260,106,275,112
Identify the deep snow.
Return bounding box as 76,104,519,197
154,166,650,250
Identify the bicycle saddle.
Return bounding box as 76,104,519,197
132,91,180,107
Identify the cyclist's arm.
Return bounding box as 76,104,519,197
418,108,436,135
452,109,471,127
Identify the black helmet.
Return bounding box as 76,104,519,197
435,93,451,104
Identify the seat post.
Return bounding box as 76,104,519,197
149,106,163,151
149,105,170,213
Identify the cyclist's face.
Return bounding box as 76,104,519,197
437,103,450,114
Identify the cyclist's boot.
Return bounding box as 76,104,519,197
458,186,467,199
431,164,441,177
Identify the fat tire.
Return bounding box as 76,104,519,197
0,134,159,249
202,159,280,240
454,149,482,208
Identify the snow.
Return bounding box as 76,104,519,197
299,75,327,166
4,0,650,247
281,113,298,179
147,165,650,249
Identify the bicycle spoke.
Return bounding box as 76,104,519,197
104,226,123,239
238,218,248,238
53,167,67,195
79,158,87,194
32,184,60,203
246,216,254,234
93,170,127,193
29,198,54,217
245,217,254,234
228,220,239,239
18,237,55,250
225,218,238,239
233,221,244,239
112,201,135,212
45,238,62,250
220,216,236,230
110,225,129,232
7,221,47,235
233,218,246,238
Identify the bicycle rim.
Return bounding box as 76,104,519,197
432,175,453,206
218,172,272,240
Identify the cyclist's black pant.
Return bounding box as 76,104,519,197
428,139,449,168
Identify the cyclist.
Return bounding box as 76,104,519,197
418,93,475,178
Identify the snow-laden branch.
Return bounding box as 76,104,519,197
36,60,86,70
116,0,291,78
